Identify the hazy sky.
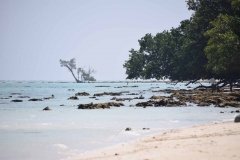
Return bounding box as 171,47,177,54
0,0,193,81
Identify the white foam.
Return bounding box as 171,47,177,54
53,144,68,150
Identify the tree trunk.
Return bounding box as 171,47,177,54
230,80,233,92
66,66,81,83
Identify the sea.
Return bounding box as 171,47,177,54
0,81,237,160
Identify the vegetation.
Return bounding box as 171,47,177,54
123,0,240,91
60,58,96,83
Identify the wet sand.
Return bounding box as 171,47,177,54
75,121,240,160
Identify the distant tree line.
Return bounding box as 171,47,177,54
123,0,240,91
60,58,96,83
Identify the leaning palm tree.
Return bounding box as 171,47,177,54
60,58,96,83
59,58,81,83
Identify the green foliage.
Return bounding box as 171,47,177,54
204,14,240,74
123,0,240,84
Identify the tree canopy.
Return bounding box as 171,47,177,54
123,0,240,90
60,58,96,83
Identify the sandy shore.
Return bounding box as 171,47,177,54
75,121,240,160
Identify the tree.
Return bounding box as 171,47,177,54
60,58,96,82
123,0,240,91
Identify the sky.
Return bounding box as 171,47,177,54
0,0,193,81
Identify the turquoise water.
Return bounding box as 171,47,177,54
0,81,237,160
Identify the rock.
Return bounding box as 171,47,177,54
136,101,154,107
234,114,240,123
11,99,23,102
143,128,150,130
154,99,167,106
125,127,131,131
44,95,54,100
60,104,65,106
11,93,21,95
29,98,43,101
18,96,30,98
126,93,139,95
94,92,122,97
95,86,110,87
67,96,79,100
236,110,240,113
43,106,51,111
150,95,165,99
108,102,124,107
139,95,144,99
75,92,90,96
77,102,110,109
68,89,75,91
89,96,96,98
220,111,224,113
197,102,211,106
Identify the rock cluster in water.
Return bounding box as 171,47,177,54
94,92,122,97
75,92,90,96
77,102,124,109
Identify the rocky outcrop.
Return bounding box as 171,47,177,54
125,127,132,131
111,97,133,101
78,102,110,109
77,102,124,109
75,92,90,96
136,99,186,107
94,92,122,97
11,99,23,102
29,98,43,101
160,90,240,108
43,106,51,111
126,93,139,95
18,96,30,98
234,114,240,122
67,96,79,100
108,102,124,107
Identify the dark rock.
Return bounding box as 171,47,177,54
126,93,139,95
125,127,131,131
108,102,124,107
139,95,144,99
89,96,96,98
143,128,150,130
220,111,224,113
94,92,122,97
44,95,54,100
60,104,65,106
75,92,90,96
11,99,23,102
29,98,43,101
95,86,110,87
77,102,110,109
11,93,21,95
236,110,240,113
67,96,79,100
18,96,30,98
234,114,240,122
197,102,211,106
43,106,51,111
68,89,75,91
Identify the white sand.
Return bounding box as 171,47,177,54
75,121,240,160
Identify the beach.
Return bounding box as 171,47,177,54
76,121,240,160
0,81,239,160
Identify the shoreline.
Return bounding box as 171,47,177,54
75,121,240,160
